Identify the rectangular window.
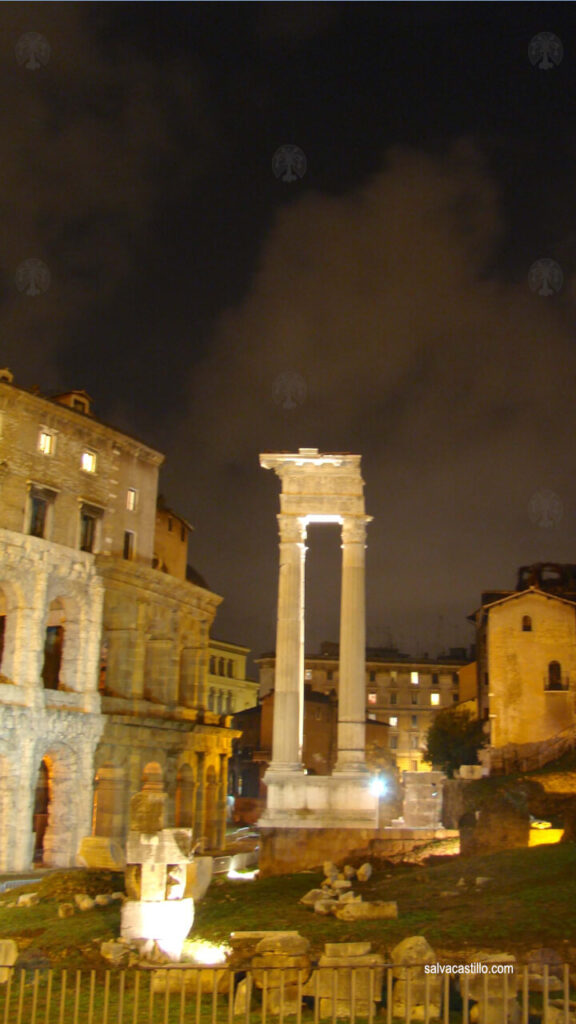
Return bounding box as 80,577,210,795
304,669,312,681
28,484,57,539
411,692,418,705
410,735,419,749
80,512,96,552
411,714,418,727
389,716,398,727
430,692,440,706
410,671,419,685
390,736,398,750
432,672,439,685
180,523,186,541
123,530,134,560
368,691,377,705
390,671,397,682
453,692,460,702
38,430,53,455
126,488,137,511
389,692,397,705
369,670,376,682
81,450,96,473
29,495,48,537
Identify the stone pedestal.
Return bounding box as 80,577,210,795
121,899,194,960
402,772,445,828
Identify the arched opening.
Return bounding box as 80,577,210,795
522,615,532,632
42,599,65,689
33,759,51,864
547,660,563,691
175,764,195,827
92,763,125,838
141,761,163,790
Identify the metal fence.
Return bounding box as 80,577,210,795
0,961,573,1024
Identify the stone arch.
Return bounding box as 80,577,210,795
34,744,80,867
175,763,195,828
0,580,23,681
0,754,19,871
141,760,163,789
92,762,125,838
41,594,81,691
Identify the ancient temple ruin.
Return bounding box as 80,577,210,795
258,450,379,861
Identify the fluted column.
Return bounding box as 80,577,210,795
269,515,307,772
335,516,368,773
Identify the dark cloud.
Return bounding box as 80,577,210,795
165,141,576,657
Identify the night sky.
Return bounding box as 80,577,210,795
5,2,576,665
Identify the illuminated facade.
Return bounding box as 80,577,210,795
471,574,576,771
0,372,237,870
257,644,465,773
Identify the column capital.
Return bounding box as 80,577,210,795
341,516,371,545
277,515,307,544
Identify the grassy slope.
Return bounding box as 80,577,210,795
1,846,574,968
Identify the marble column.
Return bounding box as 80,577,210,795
268,515,306,772
335,516,368,773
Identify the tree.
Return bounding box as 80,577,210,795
424,707,487,778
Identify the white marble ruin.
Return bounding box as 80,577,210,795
120,770,194,960
259,449,378,829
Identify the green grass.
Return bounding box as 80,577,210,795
1,846,575,970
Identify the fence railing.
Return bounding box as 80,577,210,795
0,961,573,1024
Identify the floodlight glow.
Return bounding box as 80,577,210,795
370,776,387,798
227,867,259,880
183,939,231,965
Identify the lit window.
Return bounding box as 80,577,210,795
304,669,312,681
38,431,53,455
411,671,419,685
81,450,96,473
368,712,376,720
430,692,440,706
368,691,377,705
389,716,398,727
126,488,137,511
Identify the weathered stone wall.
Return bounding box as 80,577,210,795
488,593,576,750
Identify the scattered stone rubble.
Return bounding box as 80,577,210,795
300,861,398,921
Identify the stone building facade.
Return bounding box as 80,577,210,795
257,644,465,773
207,639,258,715
470,571,576,772
0,371,237,871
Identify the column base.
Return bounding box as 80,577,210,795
333,760,369,775
265,762,305,776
